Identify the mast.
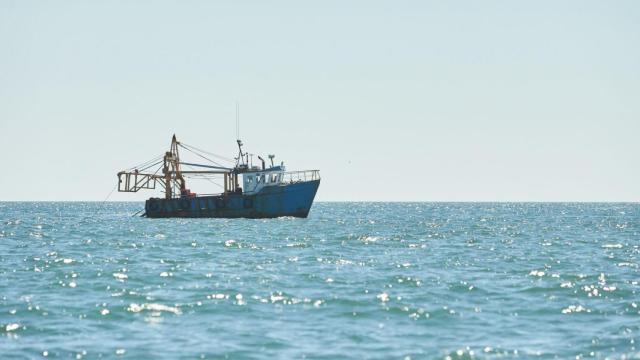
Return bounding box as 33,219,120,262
236,139,245,166
162,134,185,199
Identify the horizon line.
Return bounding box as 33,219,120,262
1,200,638,204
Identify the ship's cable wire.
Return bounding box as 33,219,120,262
95,183,118,218
137,159,163,172
125,155,164,171
178,144,227,168
182,164,225,189
179,142,235,163
184,176,224,189
183,173,224,190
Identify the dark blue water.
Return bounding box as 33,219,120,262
1,202,638,359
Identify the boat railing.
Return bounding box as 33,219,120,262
117,171,157,192
282,170,320,183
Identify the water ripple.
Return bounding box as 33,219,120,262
0,202,639,358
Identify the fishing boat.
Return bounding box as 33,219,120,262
117,135,320,218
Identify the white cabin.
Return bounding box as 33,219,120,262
242,165,286,195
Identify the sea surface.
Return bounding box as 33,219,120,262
0,202,639,359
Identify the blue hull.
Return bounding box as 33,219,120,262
144,180,320,218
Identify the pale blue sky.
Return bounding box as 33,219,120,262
1,1,638,201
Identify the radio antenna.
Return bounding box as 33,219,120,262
235,101,240,140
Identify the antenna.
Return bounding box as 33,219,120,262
235,101,240,140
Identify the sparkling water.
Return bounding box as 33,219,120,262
1,202,638,359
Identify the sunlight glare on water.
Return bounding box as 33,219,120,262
0,202,639,359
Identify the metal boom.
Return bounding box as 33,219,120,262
117,134,237,199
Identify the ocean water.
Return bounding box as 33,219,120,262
0,202,638,359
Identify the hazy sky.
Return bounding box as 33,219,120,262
1,1,638,201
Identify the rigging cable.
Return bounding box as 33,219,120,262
137,159,164,172
179,142,235,163
178,144,227,168
125,155,163,172
182,164,225,190
95,182,119,218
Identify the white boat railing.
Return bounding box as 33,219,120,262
282,170,320,183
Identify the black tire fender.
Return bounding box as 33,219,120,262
179,199,190,210
215,198,225,209
148,200,160,211
243,198,253,209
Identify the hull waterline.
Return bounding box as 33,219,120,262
144,179,320,218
